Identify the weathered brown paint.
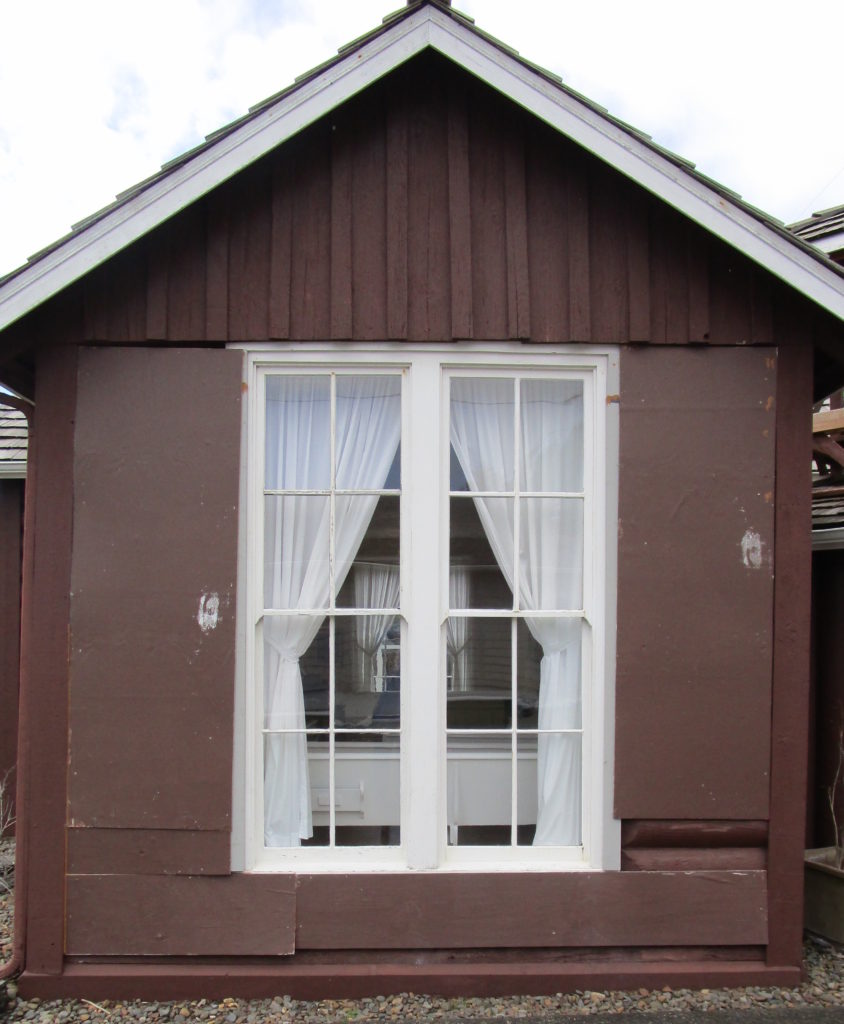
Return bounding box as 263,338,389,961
67,828,231,876
294,871,767,949
68,347,242,831
0,43,833,996
615,346,776,819
19,345,78,975
622,820,768,848
766,337,813,966
0,477,23,828
66,874,295,955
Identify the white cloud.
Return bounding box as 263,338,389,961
1,0,843,276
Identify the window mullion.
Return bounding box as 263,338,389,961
404,355,443,869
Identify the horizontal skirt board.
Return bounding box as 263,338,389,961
294,870,768,949
20,958,799,1001
66,828,231,876
621,848,766,871
66,874,296,956
622,819,769,848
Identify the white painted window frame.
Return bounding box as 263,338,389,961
233,342,620,873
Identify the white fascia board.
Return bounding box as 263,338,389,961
0,10,434,333
425,10,844,323
2,4,844,334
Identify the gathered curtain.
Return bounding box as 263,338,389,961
450,377,583,846
263,376,400,847
353,562,400,692
446,567,471,693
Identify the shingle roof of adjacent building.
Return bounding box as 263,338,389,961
790,204,844,259
0,404,27,476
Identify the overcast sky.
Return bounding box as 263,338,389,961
2,0,843,278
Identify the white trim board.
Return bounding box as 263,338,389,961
1,3,844,334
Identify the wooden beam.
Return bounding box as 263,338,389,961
813,408,844,434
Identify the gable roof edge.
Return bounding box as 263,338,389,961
1,4,842,335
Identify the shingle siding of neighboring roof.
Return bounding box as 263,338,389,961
790,205,844,260
0,404,27,472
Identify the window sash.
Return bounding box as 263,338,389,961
241,346,611,872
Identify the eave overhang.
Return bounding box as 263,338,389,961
1,1,843,335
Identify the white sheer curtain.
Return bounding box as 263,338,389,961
446,567,471,693
450,377,583,846
353,563,400,692
263,375,400,847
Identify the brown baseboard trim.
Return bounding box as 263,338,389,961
19,960,802,1001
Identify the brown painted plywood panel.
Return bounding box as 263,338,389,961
67,827,231,876
68,347,242,832
290,131,331,340
166,204,208,342
447,87,473,340
296,871,767,949
615,345,776,820
67,874,295,955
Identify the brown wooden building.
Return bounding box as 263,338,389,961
2,0,844,1001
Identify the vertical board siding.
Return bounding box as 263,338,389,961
406,86,451,342
66,54,790,350
351,100,388,341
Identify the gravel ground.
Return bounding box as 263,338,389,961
3,838,844,1020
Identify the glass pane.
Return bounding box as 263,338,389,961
336,497,400,606
520,379,583,493
518,497,583,610
265,375,330,490
450,377,515,492
301,734,331,848
335,616,400,728
515,619,542,729
450,497,513,609
264,495,329,609
446,617,511,729
515,734,539,847
519,733,582,846
334,732,400,847
335,375,401,490
447,733,512,846
263,619,327,731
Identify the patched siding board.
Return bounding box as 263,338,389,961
68,347,242,833
615,345,776,820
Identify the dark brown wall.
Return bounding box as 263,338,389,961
1,49,826,991
68,348,242,866
0,476,23,831
615,346,776,819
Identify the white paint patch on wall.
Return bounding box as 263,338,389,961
740,529,764,569
198,591,220,632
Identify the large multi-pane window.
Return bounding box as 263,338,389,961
242,347,613,870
